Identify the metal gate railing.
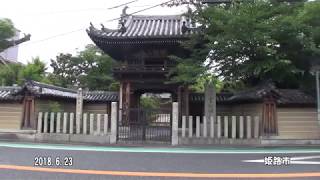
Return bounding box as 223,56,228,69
117,108,172,143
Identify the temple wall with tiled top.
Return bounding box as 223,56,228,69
35,99,76,114
83,103,110,115
277,107,320,139
35,99,110,130
230,103,263,120
0,102,23,130
189,102,262,122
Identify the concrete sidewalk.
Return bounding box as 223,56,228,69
1,130,320,148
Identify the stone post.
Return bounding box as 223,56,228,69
254,116,260,138
56,112,61,133
232,116,236,139
110,102,118,144
50,113,55,133
63,113,68,134
188,116,193,138
203,116,207,137
83,113,88,134
217,116,221,138
182,116,186,137
76,111,81,135
69,113,74,134
196,116,200,138
43,112,48,133
210,116,214,138
224,116,228,138
172,102,179,146
247,116,252,139
204,82,216,134
76,88,83,132
96,114,101,135
119,82,123,125
89,114,94,135
104,114,109,135
239,116,244,139
37,112,43,133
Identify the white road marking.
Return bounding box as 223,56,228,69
243,159,265,163
290,161,320,165
291,156,320,160
243,156,320,165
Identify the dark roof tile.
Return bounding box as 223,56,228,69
276,89,315,105
190,93,233,103
87,14,196,41
84,91,118,102
1,80,118,102
0,86,23,101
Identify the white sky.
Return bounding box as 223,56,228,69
1,0,186,65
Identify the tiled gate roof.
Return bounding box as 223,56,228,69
87,13,197,45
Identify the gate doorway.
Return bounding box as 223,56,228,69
117,92,173,144
117,107,172,143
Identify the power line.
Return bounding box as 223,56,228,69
16,0,176,47
9,0,139,16
104,0,176,23
108,0,139,10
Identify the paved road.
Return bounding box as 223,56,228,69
0,142,319,180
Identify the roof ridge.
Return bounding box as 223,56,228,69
0,86,21,90
27,80,77,93
131,14,183,18
85,91,118,94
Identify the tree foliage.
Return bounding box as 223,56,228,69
0,57,48,86
21,57,47,82
50,44,118,90
172,0,320,90
140,96,161,109
0,18,15,52
0,63,23,86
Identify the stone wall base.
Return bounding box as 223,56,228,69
179,137,260,145
35,133,110,144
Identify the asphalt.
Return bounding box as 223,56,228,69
0,142,319,180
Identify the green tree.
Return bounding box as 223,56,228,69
140,96,161,109
0,18,15,52
21,57,47,83
0,63,23,86
0,57,48,86
172,0,320,90
49,53,80,87
0,18,30,54
78,44,118,91
50,44,118,90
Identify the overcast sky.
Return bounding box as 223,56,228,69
1,0,186,64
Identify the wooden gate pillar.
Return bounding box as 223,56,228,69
22,96,35,129
262,98,277,136
126,81,131,109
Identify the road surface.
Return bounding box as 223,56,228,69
0,142,319,179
